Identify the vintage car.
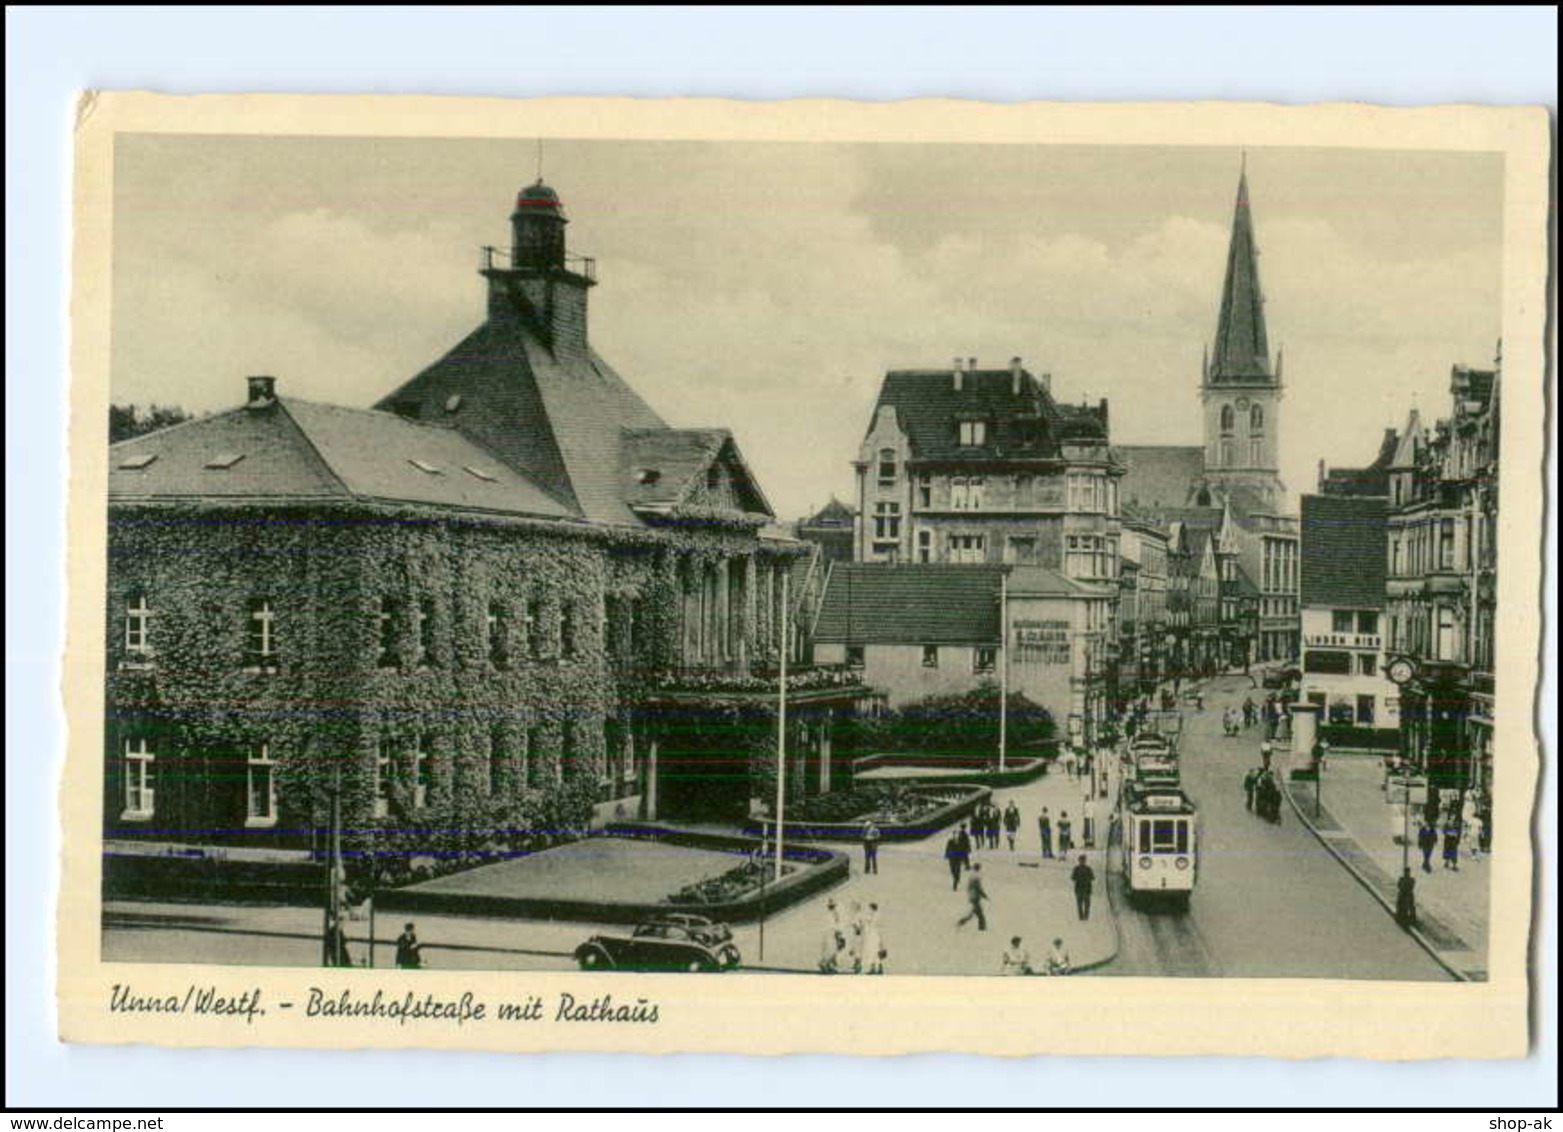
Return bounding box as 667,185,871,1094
574,914,743,972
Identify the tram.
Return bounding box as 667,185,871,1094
1118,781,1199,908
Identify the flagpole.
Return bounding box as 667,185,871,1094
999,572,1009,772
775,570,789,883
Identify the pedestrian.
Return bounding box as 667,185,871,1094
325,916,353,968
1003,801,1021,851
944,831,964,891
1260,739,1274,771
1442,823,1462,871
1082,796,1096,849
846,900,866,973
1057,810,1074,856
819,898,845,973
956,863,989,931
1243,766,1259,812
1417,822,1438,873
1477,798,1493,855
1071,854,1096,921
990,805,1002,850
1243,696,1256,728
861,903,886,975
393,921,422,969
955,822,973,872
1045,937,1072,976
1063,748,1077,781
860,819,881,875
1001,936,1033,975
1038,808,1053,860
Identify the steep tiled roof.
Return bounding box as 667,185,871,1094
814,564,1002,645
800,497,855,528
1320,429,1397,498
620,428,728,507
1115,445,1206,511
109,398,575,518
870,368,1087,462
1300,495,1387,610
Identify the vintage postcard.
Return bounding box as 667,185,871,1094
60,92,1549,1058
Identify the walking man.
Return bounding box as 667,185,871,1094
1057,810,1074,856
1038,808,1053,860
860,819,881,875
1442,821,1462,871
944,830,964,891
393,922,422,969
1417,822,1438,873
1071,854,1096,921
956,863,989,931
1243,766,1259,812
1003,801,1021,852
955,822,973,872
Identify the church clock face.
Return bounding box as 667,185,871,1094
1235,396,1251,410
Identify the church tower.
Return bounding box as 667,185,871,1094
1200,165,1285,512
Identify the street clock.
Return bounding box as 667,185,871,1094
1386,657,1416,686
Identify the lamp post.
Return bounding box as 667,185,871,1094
1386,655,1419,928
1315,739,1329,819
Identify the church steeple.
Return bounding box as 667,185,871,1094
1208,167,1273,385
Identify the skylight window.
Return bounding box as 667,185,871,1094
637,468,661,485
205,453,246,470
409,459,443,475
445,394,463,413
118,453,158,470
463,466,498,483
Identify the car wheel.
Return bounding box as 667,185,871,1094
686,957,710,973
577,948,608,971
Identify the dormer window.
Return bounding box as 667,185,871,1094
958,421,987,447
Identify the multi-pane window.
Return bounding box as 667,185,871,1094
246,598,278,670
1332,610,1354,634
1066,535,1108,579
846,645,866,667
526,600,542,659
921,645,939,669
488,729,506,797
873,501,901,540
917,530,932,563
377,597,400,668
1357,611,1378,635
973,646,996,674
1356,695,1376,726
949,534,984,564
374,739,392,818
1357,653,1377,677
560,603,577,659
1219,404,1235,434
967,477,984,510
413,735,433,809
1436,606,1457,661
124,593,152,657
957,421,987,447
877,448,897,485
950,478,969,510
917,476,931,508
1250,404,1264,432
246,742,277,824
415,598,436,666
122,736,155,818
1439,518,1456,571
488,602,509,668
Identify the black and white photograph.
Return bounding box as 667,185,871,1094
53,91,1547,1062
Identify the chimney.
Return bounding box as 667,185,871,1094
246,375,277,407
952,356,964,391
1039,372,1052,394
1010,356,1023,395
968,357,978,375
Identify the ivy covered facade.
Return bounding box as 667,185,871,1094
105,178,867,861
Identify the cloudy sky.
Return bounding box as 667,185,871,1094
111,135,1503,519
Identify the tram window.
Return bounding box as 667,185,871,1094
1152,820,1176,851
1175,820,1189,854
1138,823,1151,853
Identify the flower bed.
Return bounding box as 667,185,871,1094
742,783,989,843
665,859,798,906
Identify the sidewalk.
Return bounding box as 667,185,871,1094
104,762,1117,977
1284,755,1489,981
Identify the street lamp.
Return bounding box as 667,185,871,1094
1385,655,1419,929
1314,738,1330,819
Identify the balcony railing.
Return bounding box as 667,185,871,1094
480,245,597,281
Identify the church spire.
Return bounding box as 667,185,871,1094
1209,166,1272,384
